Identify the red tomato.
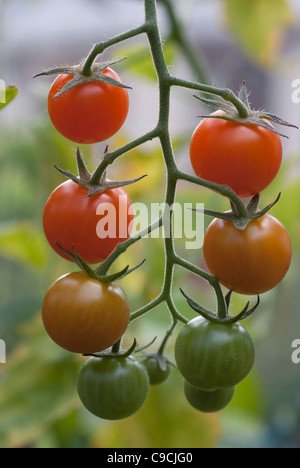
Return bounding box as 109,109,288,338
43,180,133,264
48,68,129,144
190,111,282,198
203,214,292,295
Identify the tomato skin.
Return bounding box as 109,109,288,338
184,381,235,413
189,112,282,198
203,214,292,295
42,272,130,354
77,356,150,420
43,179,133,265
142,356,171,385
175,317,255,391
48,68,129,144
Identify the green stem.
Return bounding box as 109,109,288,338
173,255,227,320
81,24,149,76
96,215,163,276
176,170,249,218
160,0,210,84
130,295,164,322
90,128,160,185
157,318,178,355
145,0,183,326
170,76,249,118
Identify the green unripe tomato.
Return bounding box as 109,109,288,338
142,355,171,385
77,356,150,420
175,317,255,391
184,381,235,413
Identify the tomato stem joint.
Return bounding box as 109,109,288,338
194,82,298,138
180,288,260,325
54,147,147,196
193,192,281,231
34,58,131,99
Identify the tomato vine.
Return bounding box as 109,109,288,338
38,0,296,417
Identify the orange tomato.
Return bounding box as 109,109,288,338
203,214,292,295
42,272,131,354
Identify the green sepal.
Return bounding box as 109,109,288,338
180,288,260,325
55,244,99,280
192,192,281,230
246,194,260,215
191,206,237,223
82,337,160,360
82,339,138,359
33,65,79,78
196,112,291,138
225,296,260,325
195,94,236,115
180,288,221,324
194,82,298,138
224,290,233,310
54,147,147,196
95,259,147,283
250,193,281,221
75,146,91,182
238,81,251,110
35,58,132,99
87,174,147,197
56,242,146,284
134,337,158,354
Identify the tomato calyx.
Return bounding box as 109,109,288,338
180,288,260,325
195,82,298,138
83,336,158,360
83,338,138,360
57,242,146,285
193,192,281,231
54,147,147,196
34,58,132,98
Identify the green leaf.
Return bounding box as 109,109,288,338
224,0,293,67
0,222,48,268
0,86,18,110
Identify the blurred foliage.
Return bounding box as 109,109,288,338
0,0,300,450
224,0,293,68
118,40,178,82
0,86,18,111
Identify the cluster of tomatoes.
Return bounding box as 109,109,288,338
173,111,292,412
41,67,150,420
40,62,292,419
191,113,292,296
41,66,178,420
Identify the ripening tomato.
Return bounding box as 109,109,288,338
43,179,133,265
184,381,235,413
77,356,150,420
203,213,292,295
41,271,130,354
189,111,282,198
48,68,129,144
175,316,255,391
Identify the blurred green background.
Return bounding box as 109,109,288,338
1,0,300,448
